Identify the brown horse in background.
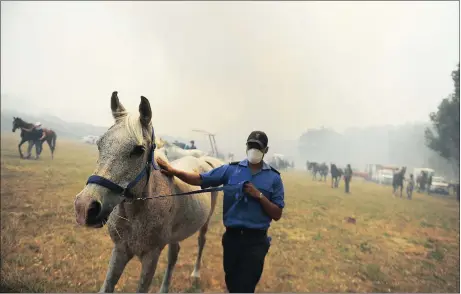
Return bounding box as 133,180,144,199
12,117,57,159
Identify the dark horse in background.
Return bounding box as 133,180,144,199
306,161,319,179
306,161,328,181
318,163,329,182
392,166,407,197
12,117,57,159
330,164,343,188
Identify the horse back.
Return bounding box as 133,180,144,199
43,128,56,137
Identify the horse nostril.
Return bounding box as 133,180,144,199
86,200,102,224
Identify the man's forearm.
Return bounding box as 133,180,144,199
172,168,203,186
259,196,282,221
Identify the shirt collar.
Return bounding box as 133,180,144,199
239,159,271,170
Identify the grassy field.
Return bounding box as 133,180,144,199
1,133,459,293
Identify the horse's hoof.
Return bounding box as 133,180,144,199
190,270,200,279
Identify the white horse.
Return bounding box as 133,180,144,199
200,155,225,169
162,141,207,161
74,92,223,292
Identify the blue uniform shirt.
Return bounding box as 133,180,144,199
200,159,285,230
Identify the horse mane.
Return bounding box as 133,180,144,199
113,111,152,145
14,117,33,127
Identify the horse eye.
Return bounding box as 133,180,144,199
130,145,145,157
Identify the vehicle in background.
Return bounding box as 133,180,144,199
377,169,394,185
353,170,369,180
429,176,450,195
366,164,399,183
82,135,99,145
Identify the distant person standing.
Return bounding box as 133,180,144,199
456,183,460,202
344,164,353,193
406,174,415,200
185,140,197,150
417,171,427,193
427,175,433,194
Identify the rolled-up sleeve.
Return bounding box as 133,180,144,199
200,164,230,189
271,175,285,209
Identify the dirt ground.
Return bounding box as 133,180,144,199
1,133,459,292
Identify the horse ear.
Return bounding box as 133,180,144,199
111,91,126,120
139,96,152,127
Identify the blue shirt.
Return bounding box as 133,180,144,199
199,159,285,230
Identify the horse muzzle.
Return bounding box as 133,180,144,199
74,193,110,228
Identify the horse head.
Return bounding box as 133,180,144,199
12,117,22,132
74,91,155,228
400,166,407,175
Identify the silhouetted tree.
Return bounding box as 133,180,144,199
425,63,460,190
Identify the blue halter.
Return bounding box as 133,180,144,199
86,127,159,199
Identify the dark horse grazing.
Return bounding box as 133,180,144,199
12,117,57,159
306,161,328,181
392,166,407,197
307,161,319,179
318,163,329,182
330,164,343,188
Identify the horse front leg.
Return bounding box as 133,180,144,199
99,246,133,293
159,243,180,293
18,139,27,158
26,141,34,159
137,247,162,293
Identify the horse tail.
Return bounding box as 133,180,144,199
51,131,57,151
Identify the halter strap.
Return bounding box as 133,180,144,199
86,127,158,199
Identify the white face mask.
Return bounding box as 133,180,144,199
247,148,264,164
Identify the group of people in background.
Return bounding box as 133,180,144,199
398,171,433,200
172,140,197,150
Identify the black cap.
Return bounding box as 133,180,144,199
247,131,268,149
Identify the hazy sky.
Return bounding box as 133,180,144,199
1,1,459,141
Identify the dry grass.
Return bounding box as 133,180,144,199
1,133,459,293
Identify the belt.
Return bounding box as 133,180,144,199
225,227,268,237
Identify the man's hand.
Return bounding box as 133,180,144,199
244,182,283,221
156,157,175,177
243,182,261,200
156,157,203,186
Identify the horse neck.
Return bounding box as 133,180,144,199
18,119,33,128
